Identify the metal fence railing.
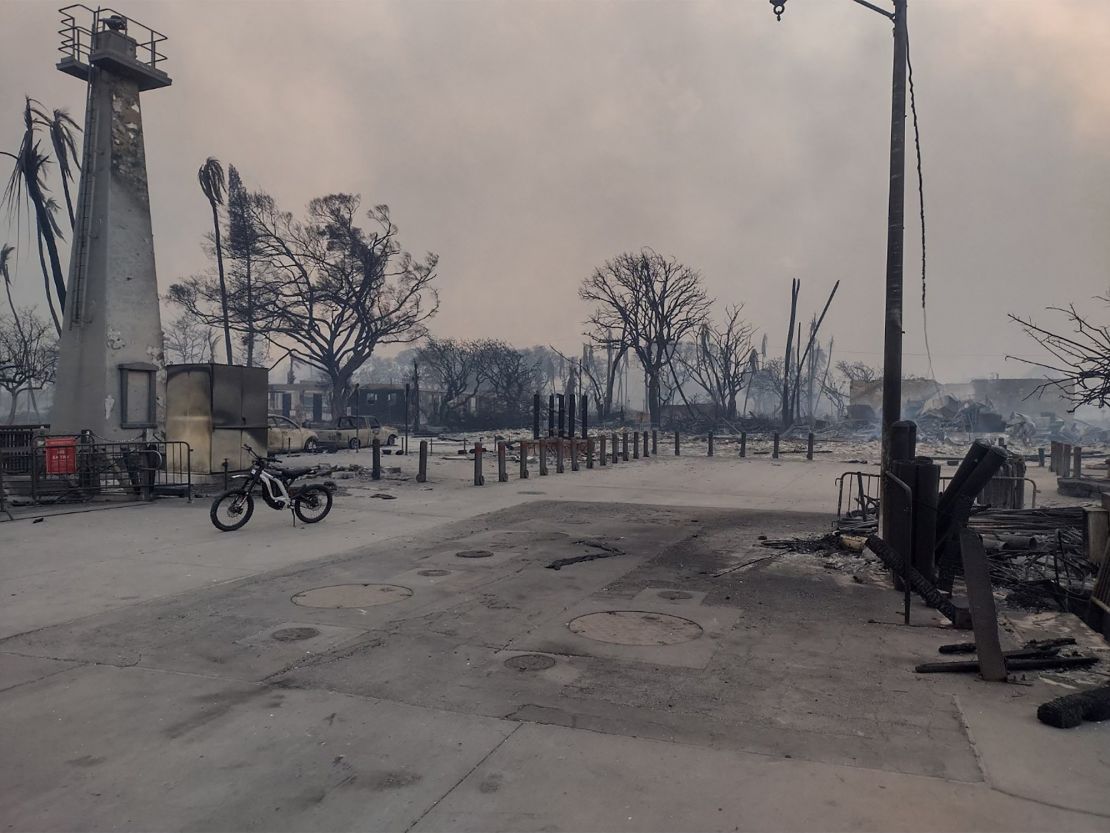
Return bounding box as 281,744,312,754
0,432,191,511
59,4,168,71
834,470,1037,525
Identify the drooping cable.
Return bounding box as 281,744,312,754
906,26,941,397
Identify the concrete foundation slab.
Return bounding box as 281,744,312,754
0,665,516,832
410,722,1105,833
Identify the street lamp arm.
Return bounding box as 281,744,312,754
849,0,895,20
770,1,895,22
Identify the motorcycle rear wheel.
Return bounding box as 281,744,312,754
211,490,255,532
293,485,333,524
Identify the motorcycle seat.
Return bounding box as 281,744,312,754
278,466,314,480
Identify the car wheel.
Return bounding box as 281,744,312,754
303,437,319,453
387,434,398,446
349,437,361,450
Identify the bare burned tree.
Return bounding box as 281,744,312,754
0,308,56,423
821,360,878,419
836,360,879,383
682,304,755,423
172,193,438,416
750,356,785,419
474,340,544,423
583,327,628,419
1009,303,1110,410
580,250,711,427
417,337,483,424
163,315,216,364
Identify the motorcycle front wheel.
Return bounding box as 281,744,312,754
293,485,333,524
210,489,255,532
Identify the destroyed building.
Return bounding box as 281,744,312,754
849,376,1076,432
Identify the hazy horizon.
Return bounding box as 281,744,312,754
2,0,1108,388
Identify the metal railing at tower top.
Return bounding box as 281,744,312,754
59,5,168,70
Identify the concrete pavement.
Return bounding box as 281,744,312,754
2,449,1108,831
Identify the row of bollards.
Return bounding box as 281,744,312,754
467,431,666,486
699,430,812,461
460,428,822,486
405,430,831,488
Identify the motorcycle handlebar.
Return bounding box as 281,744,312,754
242,444,280,464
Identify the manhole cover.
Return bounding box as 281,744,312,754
456,550,494,559
418,569,451,577
658,590,693,601
568,611,703,646
504,654,557,671
291,584,413,608
271,626,321,642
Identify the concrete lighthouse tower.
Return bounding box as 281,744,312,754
51,8,171,439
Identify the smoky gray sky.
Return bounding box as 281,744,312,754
3,0,1108,383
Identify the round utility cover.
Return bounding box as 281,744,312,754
455,550,494,559
504,654,557,672
417,569,451,577
291,584,412,608
568,611,703,646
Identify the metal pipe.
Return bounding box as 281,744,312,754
884,469,913,624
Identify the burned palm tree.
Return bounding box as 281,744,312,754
2,98,68,333
1,243,21,333
43,108,81,229
197,156,232,363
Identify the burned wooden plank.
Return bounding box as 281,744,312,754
916,655,1098,674
959,529,1007,681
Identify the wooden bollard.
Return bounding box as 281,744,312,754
772,433,780,459
571,438,580,471
652,430,658,455
612,433,619,464
372,438,382,479
497,441,508,482
643,431,650,458
519,441,529,479
556,439,565,473
1073,445,1083,479
807,432,814,461
622,432,629,462
587,438,595,469
1061,444,1071,478
473,442,484,486
417,440,428,482
633,432,640,459
674,431,680,456
599,435,607,466
1038,447,1045,468
1049,441,1057,473
539,439,548,476
739,431,747,458
708,432,714,457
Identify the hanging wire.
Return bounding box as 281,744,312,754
905,26,941,397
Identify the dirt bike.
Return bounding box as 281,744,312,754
210,445,334,532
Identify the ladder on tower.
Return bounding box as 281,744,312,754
66,57,99,327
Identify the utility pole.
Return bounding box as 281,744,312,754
770,0,907,472
882,0,909,477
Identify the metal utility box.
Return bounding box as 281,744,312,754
165,364,267,473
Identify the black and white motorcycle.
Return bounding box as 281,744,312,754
210,445,333,532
